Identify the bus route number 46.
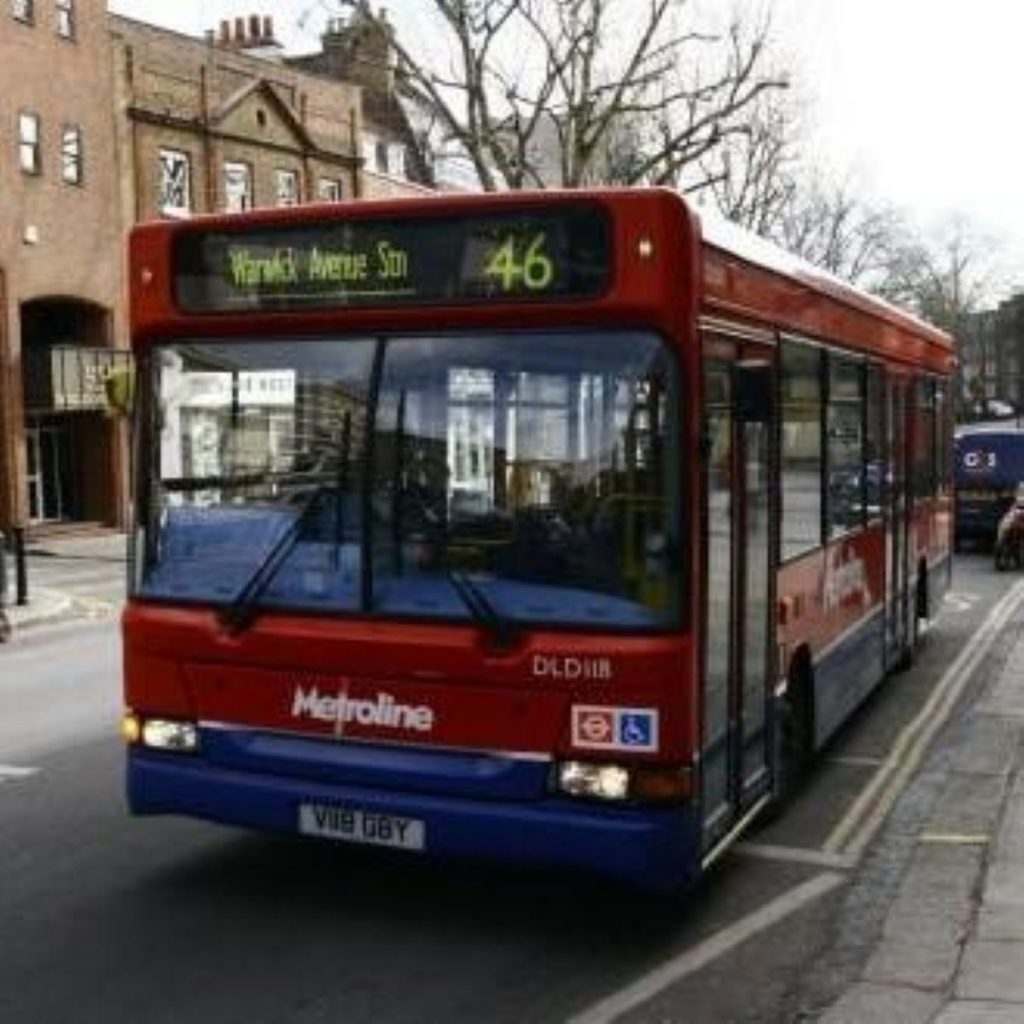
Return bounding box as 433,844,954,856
484,233,555,292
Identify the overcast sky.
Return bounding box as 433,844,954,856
107,0,1024,295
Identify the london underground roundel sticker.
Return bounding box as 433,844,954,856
571,706,659,753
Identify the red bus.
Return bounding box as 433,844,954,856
122,189,954,890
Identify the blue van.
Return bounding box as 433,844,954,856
955,426,1024,547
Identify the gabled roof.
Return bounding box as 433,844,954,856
211,79,315,151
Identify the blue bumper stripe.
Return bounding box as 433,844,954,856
127,750,700,889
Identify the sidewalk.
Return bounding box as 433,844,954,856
25,530,128,562
820,611,1024,1023
1,530,126,637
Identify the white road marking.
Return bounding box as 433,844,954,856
0,764,40,782
564,872,845,1024
827,755,885,768
918,832,989,846
734,843,857,870
943,591,980,613
824,579,1024,856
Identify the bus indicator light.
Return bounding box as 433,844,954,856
121,712,141,745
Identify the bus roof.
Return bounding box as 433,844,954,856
697,204,953,361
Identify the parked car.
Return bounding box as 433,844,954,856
995,484,1024,570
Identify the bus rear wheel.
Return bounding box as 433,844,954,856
770,658,814,811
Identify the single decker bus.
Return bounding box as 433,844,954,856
122,188,955,891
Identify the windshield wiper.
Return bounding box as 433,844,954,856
218,485,326,632
447,570,518,649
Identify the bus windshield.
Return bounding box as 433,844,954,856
135,331,680,631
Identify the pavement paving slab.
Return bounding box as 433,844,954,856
955,939,1024,1002
934,1002,1024,1024
981,861,1024,907
944,719,1022,778
976,904,1024,942
818,982,944,1024
923,772,1011,838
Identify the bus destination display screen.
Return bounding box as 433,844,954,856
173,207,611,312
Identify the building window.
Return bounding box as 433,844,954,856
375,140,388,173
389,143,407,178
61,124,82,184
275,168,299,207
55,0,73,38
11,0,33,24
158,148,191,215
19,112,40,175
317,177,342,202
223,161,252,212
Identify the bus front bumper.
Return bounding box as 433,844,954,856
126,750,701,891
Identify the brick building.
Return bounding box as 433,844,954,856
287,4,448,196
0,0,127,534
110,14,364,220
0,3,433,537
960,296,1024,420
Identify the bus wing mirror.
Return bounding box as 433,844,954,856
104,366,136,418
735,361,773,422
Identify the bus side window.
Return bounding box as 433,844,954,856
826,356,865,537
913,379,937,500
780,341,823,559
865,365,884,520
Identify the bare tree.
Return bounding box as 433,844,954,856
692,80,910,287
335,0,788,191
875,217,995,333
769,173,909,285
695,87,798,234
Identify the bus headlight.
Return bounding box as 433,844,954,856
555,761,692,802
123,713,199,753
557,761,630,800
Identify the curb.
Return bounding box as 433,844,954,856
2,590,78,634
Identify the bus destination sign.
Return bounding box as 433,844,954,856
173,208,611,312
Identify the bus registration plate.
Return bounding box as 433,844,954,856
298,803,425,851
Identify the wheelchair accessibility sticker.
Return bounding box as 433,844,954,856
571,706,659,752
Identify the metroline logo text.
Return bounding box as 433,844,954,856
291,687,435,733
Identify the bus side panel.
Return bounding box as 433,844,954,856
813,610,886,749
911,497,952,618
778,524,886,749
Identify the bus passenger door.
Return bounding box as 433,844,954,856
885,377,912,666
701,345,777,851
